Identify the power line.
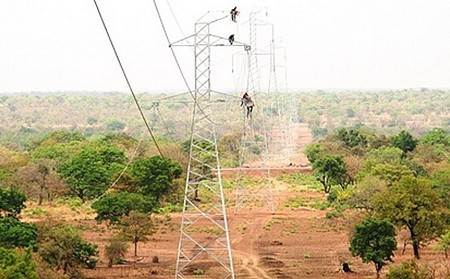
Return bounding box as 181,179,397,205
92,0,163,157
152,0,216,125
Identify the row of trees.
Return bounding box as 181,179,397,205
305,127,450,277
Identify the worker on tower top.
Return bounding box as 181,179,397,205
230,7,239,22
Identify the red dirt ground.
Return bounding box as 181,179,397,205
78,178,448,279
30,124,448,279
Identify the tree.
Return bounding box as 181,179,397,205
373,176,449,259
116,211,157,257
336,127,367,148
363,146,403,169
437,230,450,258
341,176,387,212
312,155,350,192
38,223,98,277
92,192,157,224
420,127,449,146
0,218,38,250
57,144,126,201
106,120,126,132
431,169,450,209
57,150,110,201
105,236,129,267
0,188,27,217
350,218,397,278
391,130,417,157
304,143,325,164
130,156,182,202
365,163,414,186
0,247,38,279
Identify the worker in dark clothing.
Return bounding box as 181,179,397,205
228,34,235,45
230,6,239,22
240,92,254,118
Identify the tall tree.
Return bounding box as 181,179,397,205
312,155,350,192
38,223,98,277
350,218,397,278
336,127,368,148
57,144,126,201
130,156,182,202
391,130,417,157
92,192,157,224
116,211,157,256
373,176,449,259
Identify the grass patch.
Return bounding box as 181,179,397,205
24,207,49,217
283,196,307,210
309,198,330,210
277,173,322,191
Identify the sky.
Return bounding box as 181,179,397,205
1,0,450,93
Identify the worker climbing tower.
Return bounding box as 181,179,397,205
234,9,275,214
171,12,248,279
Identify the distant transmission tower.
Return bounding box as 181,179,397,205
171,12,248,279
234,8,275,214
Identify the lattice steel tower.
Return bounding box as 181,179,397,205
171,13,248,279
234,9,274,214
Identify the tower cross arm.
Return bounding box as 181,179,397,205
209,35,250,49
169,34,196,47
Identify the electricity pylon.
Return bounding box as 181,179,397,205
234,9,275,214
171,12,248,279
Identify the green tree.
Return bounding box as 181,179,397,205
350,218,397,278
130,156,182,202
363,146,403,169
106,120,126,132
38,223,98,277
336,127,367,148
105,236,129,267
304,143,325,164
420,127,449,146
0,218,38,250
92,192,157,224
431,169,450,209
373,176,448,259
57,144,126,201
391,130,417,157
312,155,349,192
116,211,157,257
0,247,38,279
0,188,26,217
365,163,414,186
57,150,110,201
340,176,387,212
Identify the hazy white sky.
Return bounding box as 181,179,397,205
1,0,450,93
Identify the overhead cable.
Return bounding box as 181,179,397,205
92,0,163,157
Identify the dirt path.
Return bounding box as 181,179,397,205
234,251,272,279
231,211,275,279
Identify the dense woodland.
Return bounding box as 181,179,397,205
0,90,449,278
0,90,448,147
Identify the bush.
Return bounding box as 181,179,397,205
0,247,38,279
386,260,429,279
0,217,38,250
105,236,128,267
0,188,27,217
